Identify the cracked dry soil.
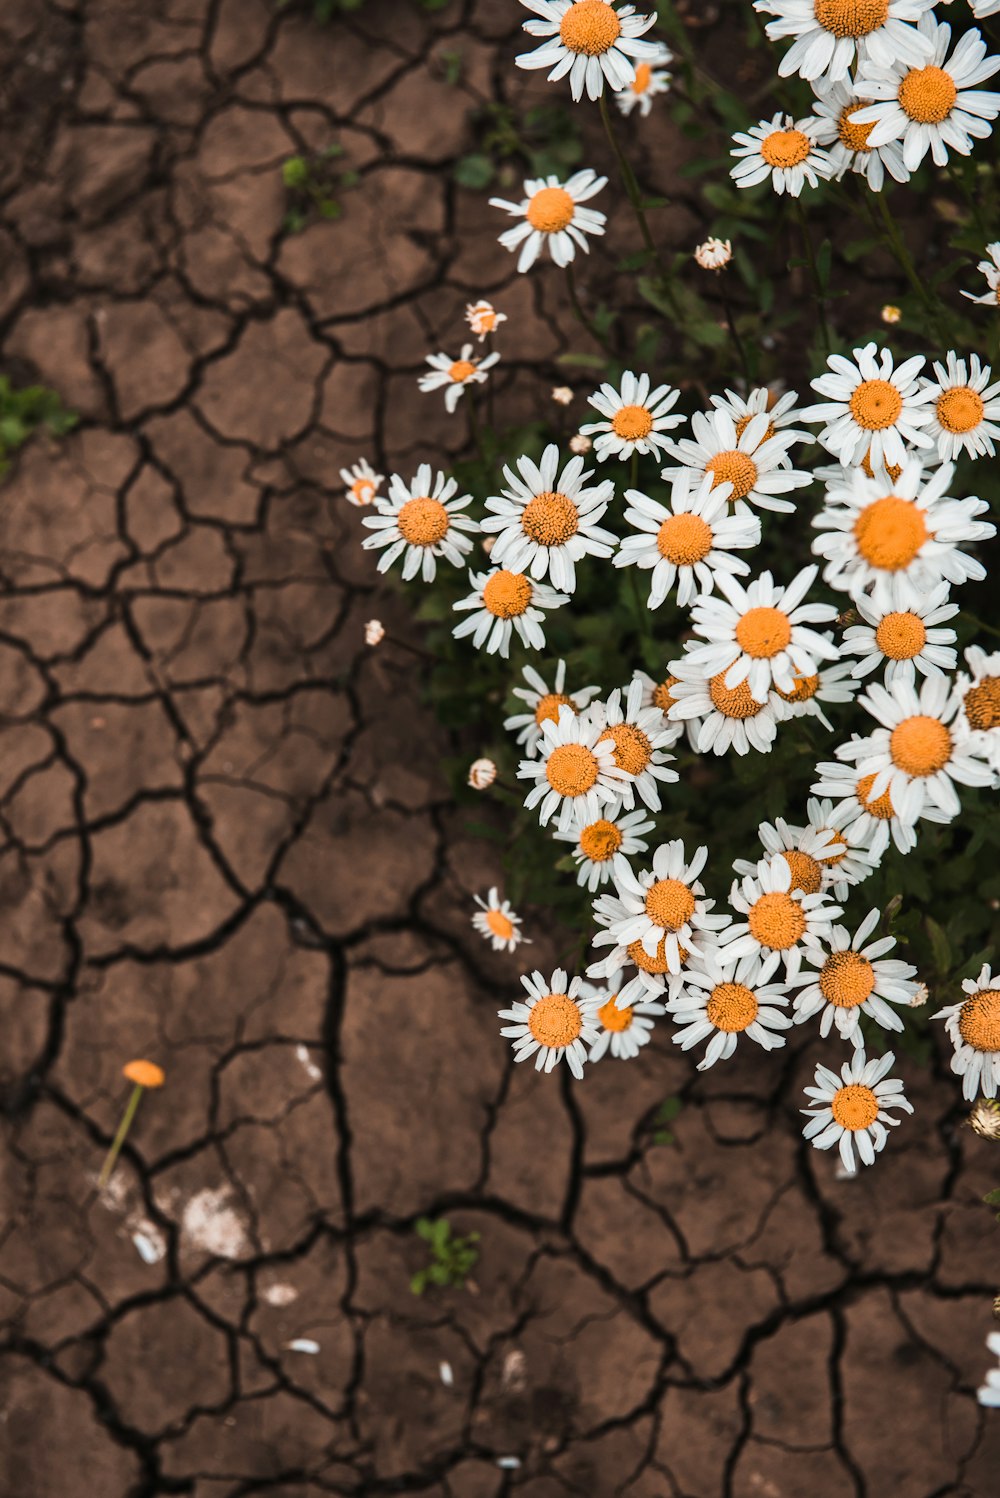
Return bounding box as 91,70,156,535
0,1,998,1495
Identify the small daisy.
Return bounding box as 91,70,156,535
667,648,788,756
482,443,615,593
631,667,685,743
452,568,569,658
803,796,878,895
811,750,951,857
934,964,1000,1100
801,1049,913,1174
685,565,839,705
519,703,629,832
976,1333,1000,1411
841,577,958,685
753,0,935,86
812,458,995,601
472,889,530,953
515,0,661,103
600,842,730,974
790,908,919,1045
851,15,1000,173
771,646,859,731
579,370,683,462
341,458,384,508
615,41,674,116
962,241,1000,305
730,112,834,195
732,812,872,901
722,853,842,980
490,170,607,273
498,968,599,1079
708,385,813,461
503,660,601,755
588,890,709,1008
418,344,500,414
555,807,656,891
809,76,912,189
669,952,792,1071
580,972,665,1060
589,679,679,812
361,466,478,582
613,470,761,610
955,644,1000,772
802,342,935,470
466,300,507,340
922,352,1000,463
660,407,813,515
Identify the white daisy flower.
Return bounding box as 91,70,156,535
790,907,919,1045
465,300,507,340
472,888,530,953
753,0,935,86
811,457,995,601
588,679,679,812
841,577,958,685
490,170,607,272
631,667,686,745
732,811,873,901
840,674,994,825
341,457,384,508
614,41,674,116
802,342,935,470
579,370,683,462
361,466,478,582
498,968,599,1079
922,352,1000,462
808,76,912,188
503,660,601,755
977,1333,1000,1411
613,470,761,610
934,963,1000,1100
802,796,878,894
519,703,630,832
482,443,615,593
684,565,839,706
418,344,500,413
555,807,656,891
811,749,952,857
600,842,730,974
954,645,1000,773
579,972,665,1060
660,407,813,515
722,853,842,980
730,112,835,195
515,0,661,103
588,891,711,1008
708,385,813,464
973,0,1000,17
669,952,792,1071
962,240,1000,305
452,568,569,658
667,648,788,756
771,645,859,730
801,1049,913,1174
851,15,1000,174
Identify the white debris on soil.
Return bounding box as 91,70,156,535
181,1186,251,1258
501,1348,527,1391
439,1361,454,1387
285,1338,321,1354
295,1044,323,1080
261,1282,299,1307
496,1456,522,1470
131,1222,167,1263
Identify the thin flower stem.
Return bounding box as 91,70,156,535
627,563,651,641
485,333,497,432
873,190,952,346
718,274,753,384
387,631,439,663
598,91,669,284
792,199,831,355
98,1083,144,1190
466,389,483,459
565,264,614,356
630,449,639,494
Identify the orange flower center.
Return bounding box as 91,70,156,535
709,672,765,719
760,129,812,169
783,849,823,896
482,570,532,618
656,512,714,565
535,692,575,727
597,722,652,776
631,61,652,94
735,605,792,659
528,993,583,1048
775,671,819,704
958,989,1000,1052
936,386,984,434
397,496,450,546
644,878,696,932
546,742,599,797
874,611,926,660
748,890,806,950
889,715,952,777
486,909,515,941
856,771,896,820
351,478,375,504
735,413,777,442
860,448,902,483
559,0,622,55
449,359,476,383
819,950,876,1008
853,496,928,570
597,997,633,1032
653,675,680,713
579,817,623,862
849,378,903,431
964,676,1000,731
831,1082,880,1131
838,100,875,151
814,0,889,37
611,403,654,440
526,186,576,233
522,490,579,546
706,981,758,1033
706,449,758,500
898,65,958,125
627,936,688,973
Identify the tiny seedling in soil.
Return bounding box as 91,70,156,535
0,376,77,474
985,1188,1000,1223
410,1217,479,1294
281,144,359,234
649,1097,682,1147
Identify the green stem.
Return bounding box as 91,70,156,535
466,390,483,459
792,199,831,355
98,1084,144,1190
874,190,951,345
718,274,753,384
629,449,639,494
626,563,651,642
565,264,613,356
598,91,668,282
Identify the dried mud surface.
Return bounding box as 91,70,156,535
0,2,998,1495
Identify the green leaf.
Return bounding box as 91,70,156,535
282,156,309,189
983,1189,1000,1206
454,154,495,190
926,916,952,976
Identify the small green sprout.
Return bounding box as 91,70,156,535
281,143,357,234
649,1096,682,1146
410,1217,480,1295
0,377,77,475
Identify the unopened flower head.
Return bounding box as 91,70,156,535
694,236,733,270
552,386,575,405
569,433,593,454
466,300,507,340
968,1097,1000,1140
364,619,385,647
468,757,497,790
882,304,902,324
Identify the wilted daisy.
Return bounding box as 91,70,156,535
955,645,1000,772
772,647,858,730
667,650,788,756
841,577,958,685
723,852,841,980
614,40,674,115
809,77,911,188
731,113,834,195
579,371,683,462
555,807,656,891
934,964,1000,1100
516,0,660,102
732,813,871,901
791,908,919,1045
708,385,813,459
341,458,384,508
670,952,792,1071
580,973,665,1060
660,407,813,514
468,758,497,790
601,842,729,973
590,679,679,812
801,1049,913,1174
812,750,951,857
361,467,478,582
503,660,601,755
588,891,710,1008
490,170,607,272
977,1333,1000,1410
364,619,385,647
466,300,507,340
922,352,1000,462
519,703,629,832
962,241,1000,305
498,969,598,1079
694,237,733,270
753,0,935,85
803,343,935,470
851,15,1000,173
418,344,500,413
452,568,569,658
613,470,761,610
483,444,615,593
472,889,529,953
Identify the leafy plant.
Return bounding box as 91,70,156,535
281,144,358,234
454,103,584,193
985,1189,1000,1223
409,1217,480,1294
648,1097,682,1147
0,377,77,475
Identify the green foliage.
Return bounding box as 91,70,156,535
984,1189,1000,1223
649,1097,682,1146
409,1217,480,1294
281,143,358,234
455,103,583,193
0,377,77,474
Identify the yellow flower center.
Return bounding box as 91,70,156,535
819,950,876,1008
397,496,450,546
597,722,652,777
875,611,926,660
936,386,984,435
709,672,765,719
898,65,958,125
579,817,623,862
838,100,875,151
783,849,823,896
559,0,622,55
958,989,1000,1052
644,878,696,932
735,605,792,660
856,771,896,821
526,186,576,233
814,0,889,38
449,359,476,383
611,403,654,440
535,691,575,727
748,890,807,950
653,675,680,713
528,993,582,1048
522,490,580,546
853,496,928,570
860,448,902,483
706,449,758,500
889,714,952,777
546,742,599,797
849,378,903,432
830,1082,880,1131
597,997,633,1032
656,512,714,565
735,413,777,443
760,129,812,170
627,936,688,973
775,671,819,704
482,570,533,618
486,909,515,941
706,981,758,1033
631,61,652,95
350,478,375,504
964,676,1000,731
